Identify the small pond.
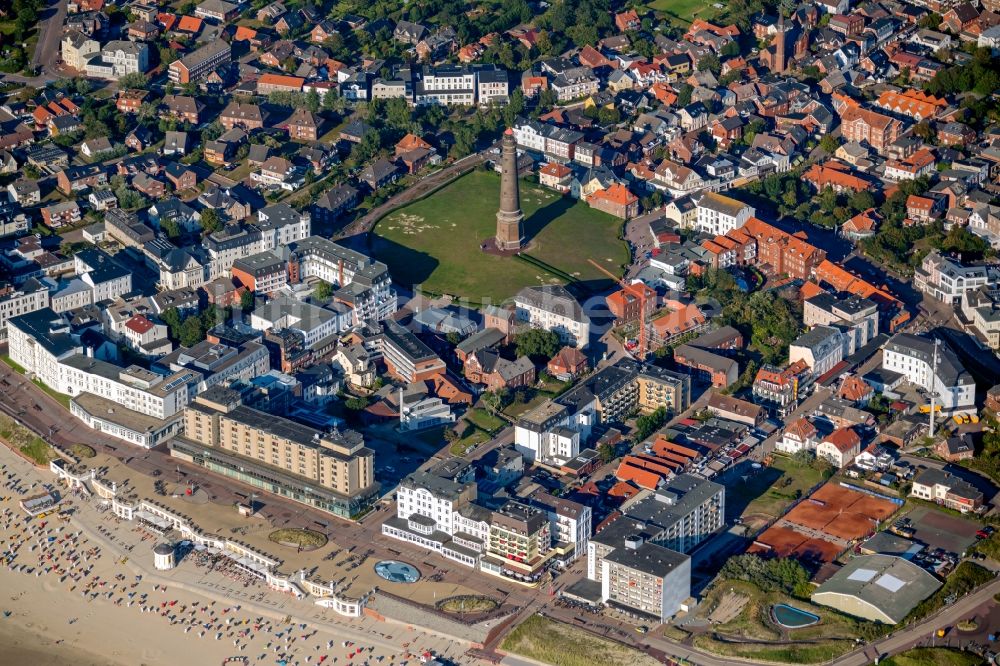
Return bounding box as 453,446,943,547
772,603,820,628
374,560,420,583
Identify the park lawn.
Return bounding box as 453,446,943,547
646,0,719,24
882,648,984,666
728,454,826,523
371,170,628,304
501,614,660,666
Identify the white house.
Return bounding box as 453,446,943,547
514,284,590,349
882,333,975,411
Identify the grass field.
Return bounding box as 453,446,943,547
726,454,827,525
882,648,984,666
646,0,720,25
371,170,629,304
692,579,868,664
501,614,660,666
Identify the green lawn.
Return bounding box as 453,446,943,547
465,407,505,433
371,170,629,304
501,614,660,666
692,579,873,664
646,0,719,25
1,355,26,374
33,379,71,410
20,437,56,466
882,649,984,666
727,454,827,525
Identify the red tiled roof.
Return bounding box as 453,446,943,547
125,315,155,335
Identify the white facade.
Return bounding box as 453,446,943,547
514,299,590,349
789,326,847,378
694,193,754,235
882,334,975,411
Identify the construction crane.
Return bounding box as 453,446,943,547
588,259,650,361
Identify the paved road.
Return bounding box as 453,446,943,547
31,0,67,73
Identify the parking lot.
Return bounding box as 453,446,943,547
903,505,983,557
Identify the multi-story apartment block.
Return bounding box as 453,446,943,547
789,325,849,378
882,333,975,411
588,474,723,620
287,236,397,323
256,203,312,248
61,31,100,70
634,365,691,414
839,107,903,155
529,491,591,564
251,295,352,349
512,118,584,163
231,251,287,294
915,250,1000,306
170,387,377,518
85,40,151,79
694,192,755,236
752,360,811,417
377,319,446,382
169,39,231,84
414,65,475,105
484,501,551,577
514,285,590,349
601,538,691,622
0,278,49,337
803,292,879,349
476,66,509,105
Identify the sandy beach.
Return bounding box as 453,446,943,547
0,443,470,666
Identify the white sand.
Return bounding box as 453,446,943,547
0,446,465,666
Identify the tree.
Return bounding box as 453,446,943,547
482,389,509,418
200,208,222,235
633,406,667,442
598,442,617,464
240,289,255,312
719,554,811,597
677,83,694,107
819,134,840,153
118,72,149,90
344,396,369,410
446,331,463,346
515,329,560,361
697,54,721,75
313,280,334,301
179,316,204,347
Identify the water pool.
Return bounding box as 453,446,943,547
374,560,421,583
772,603,820,628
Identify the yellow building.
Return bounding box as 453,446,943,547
170,386,377,518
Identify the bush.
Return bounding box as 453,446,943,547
719,554,811,597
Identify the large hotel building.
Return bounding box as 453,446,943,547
170,386,378,518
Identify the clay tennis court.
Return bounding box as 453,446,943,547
784,483,899,542
749,526,843,563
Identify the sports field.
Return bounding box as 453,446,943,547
370,170,629,304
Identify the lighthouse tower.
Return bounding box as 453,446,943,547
495,129,525,251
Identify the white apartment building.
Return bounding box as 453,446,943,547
57,357,192,420
85,40,152,79
601,539,691,622
290,236,397,323
256,203,312,248
514,284,590,349
531,492,591,563
882,333,975,411
915,250,999,306
0,278,49,337
694,192,754,235
514,400,595,465
415,65,476,106
250,295,351,349
803,292,879,350
789,325,849,378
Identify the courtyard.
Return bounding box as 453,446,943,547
370,169,630,304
